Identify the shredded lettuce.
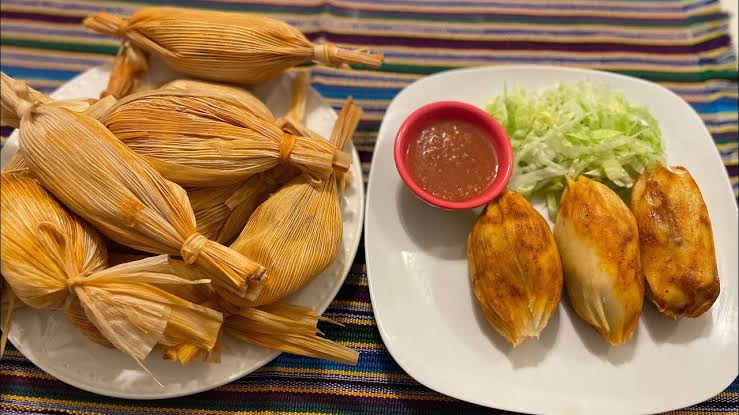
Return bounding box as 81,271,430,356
486,81,664,218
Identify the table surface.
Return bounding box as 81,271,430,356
1,1,737,414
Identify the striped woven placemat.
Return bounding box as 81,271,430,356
1,1,737,414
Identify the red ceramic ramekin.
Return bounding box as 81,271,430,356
394,101,513,210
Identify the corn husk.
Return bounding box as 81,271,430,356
1,277,19,358
0,78,93,129
84,7,382,86
96,86,350,188
5,151,28,172
189,167,299,244
102,41,148,99
161,79,272,121
229,99,361,307
187,74,309,242
1,72,265,305
162,301,358,366
226,303,358,365
0,172,223,369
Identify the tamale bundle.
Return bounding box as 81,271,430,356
84,7,383,86
0,72,264,305
0,172,222,368
95,85,350,187
230,98,362,307
187,74,309,242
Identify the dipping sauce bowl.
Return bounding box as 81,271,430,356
394,101,513,210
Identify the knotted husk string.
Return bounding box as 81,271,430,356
102,41,148,99
0,172,223,372
96,86,350,188
228,98,362,308
83,7,383,85
0,72,265,305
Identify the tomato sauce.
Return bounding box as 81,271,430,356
406,119,497,202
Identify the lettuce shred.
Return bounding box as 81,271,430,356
486,81,665,218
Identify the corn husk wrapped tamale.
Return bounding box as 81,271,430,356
187,74,308,242
84,7,383,86
230,99,361,307
468,191,563,347
1,72,265,305
631,162,719,318
554,176,643,345
102,41,148,99
0,171,222,369
95,85,350,187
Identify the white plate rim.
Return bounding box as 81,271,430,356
365,65,738,415
1,65,365,400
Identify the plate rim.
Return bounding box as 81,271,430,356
2,64,366,400
365,64,738,414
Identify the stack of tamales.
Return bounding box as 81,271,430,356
0,6,376,377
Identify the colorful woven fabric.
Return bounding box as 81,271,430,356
1,0,737,414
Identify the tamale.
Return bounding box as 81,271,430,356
95,86,350,187
1,72,265,305
554,176,643,345
468,191,563,347
102,41,148,99
0,172,222,368
84,7,382,86
187,74,309,243
230,98,361,307
631,162,719,318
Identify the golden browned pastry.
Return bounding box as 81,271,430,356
554,176,643,345
467,191,563,347
631,162,719,318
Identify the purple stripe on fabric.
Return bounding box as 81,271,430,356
0,11,82,24
306,32,731,54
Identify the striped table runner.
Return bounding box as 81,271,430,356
1,0,737,414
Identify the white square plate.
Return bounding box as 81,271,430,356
365,66,738,415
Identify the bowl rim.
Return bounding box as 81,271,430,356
393,100,513,210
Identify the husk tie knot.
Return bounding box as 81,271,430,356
12,80,38,120
15,100,36,121
279,134,297,163
181,233,208,264
313,44,341,67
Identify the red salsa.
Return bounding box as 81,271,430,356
406,119,497,202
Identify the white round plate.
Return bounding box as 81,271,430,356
365,66,738,415
1,64,365,399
